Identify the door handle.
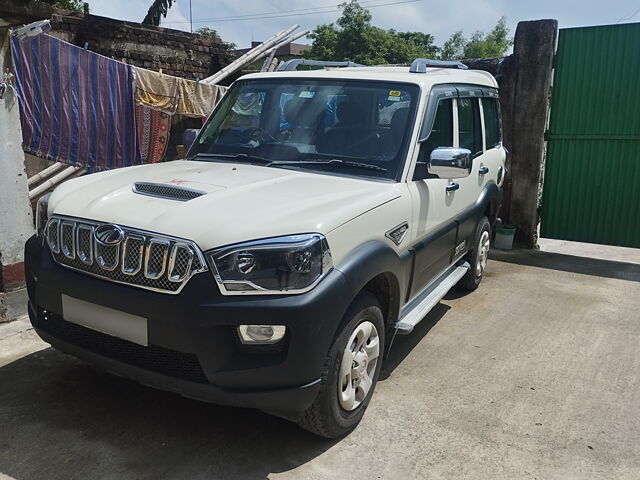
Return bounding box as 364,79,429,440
479,166,489,175
446,182,460,192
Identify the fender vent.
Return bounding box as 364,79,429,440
133,182,205,201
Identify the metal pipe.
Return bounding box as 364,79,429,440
202,24,299,85
259,29,310,60
27,162,65,187
29,166,83,200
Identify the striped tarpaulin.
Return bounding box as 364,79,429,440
11,33,141,172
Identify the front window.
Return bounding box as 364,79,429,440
189,79,420,180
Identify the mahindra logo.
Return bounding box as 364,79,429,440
94,224,125,246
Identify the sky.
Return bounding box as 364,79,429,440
88,0,640,49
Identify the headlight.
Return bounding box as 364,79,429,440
35,193,51,238
207,234,332,295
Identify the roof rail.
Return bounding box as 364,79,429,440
409,58,468,73
277,59,364,71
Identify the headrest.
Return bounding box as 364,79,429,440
337,100,364,127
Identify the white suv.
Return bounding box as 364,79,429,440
26,59,505,438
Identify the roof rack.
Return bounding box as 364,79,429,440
409,58,468,73
277,59,364,71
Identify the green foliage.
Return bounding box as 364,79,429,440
195,27,237,61
142,0,175,26
52,0,88,13
303,0,438,65
305,1,512,64
439,31,465,61
440,17,513,60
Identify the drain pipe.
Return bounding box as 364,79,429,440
29,166,83,200
27,162,65,187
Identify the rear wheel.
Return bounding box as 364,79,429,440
296,292,384,438
458,216,491,291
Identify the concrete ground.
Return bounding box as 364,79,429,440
1,246,639,479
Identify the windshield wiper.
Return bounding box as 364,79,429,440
189,152,272,164
266,158,388,173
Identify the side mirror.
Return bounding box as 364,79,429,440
428,147,472,179
183,129,200,154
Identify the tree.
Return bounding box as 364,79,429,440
51,0,89,13
142,0,175,26
440,31,465,60
304,0,438,65
463,17,512,58
195,27,236,62
440,17,513,60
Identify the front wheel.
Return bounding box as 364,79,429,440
296,292,384,438
457,216,491,291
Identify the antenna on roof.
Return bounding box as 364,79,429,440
409,58,468,73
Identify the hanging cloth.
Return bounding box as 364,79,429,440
135,104,171,164
10,33,140,172
133,65,227,117
176,79,227,118
133,67,179,114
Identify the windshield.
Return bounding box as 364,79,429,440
189,78,420,180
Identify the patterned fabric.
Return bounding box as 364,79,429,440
135,105,171,164
11,34,140,172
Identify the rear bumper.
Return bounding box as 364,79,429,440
25,235,354,414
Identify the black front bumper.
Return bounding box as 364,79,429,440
25,235,354,414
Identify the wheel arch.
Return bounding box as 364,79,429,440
334,241,409,336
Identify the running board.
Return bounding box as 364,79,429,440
395,261,470,335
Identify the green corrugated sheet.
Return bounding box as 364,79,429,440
541,23,640,248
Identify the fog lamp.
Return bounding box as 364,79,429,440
238,325,286,344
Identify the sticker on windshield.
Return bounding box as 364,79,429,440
299,91,316,98
388,90,401,96
387,96,401,102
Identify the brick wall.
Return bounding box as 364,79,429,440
50,10,229,80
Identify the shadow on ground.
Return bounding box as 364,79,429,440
489,248,640,282
0,305,449,480
0,347,335,480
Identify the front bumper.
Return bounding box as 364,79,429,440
25,235,354,414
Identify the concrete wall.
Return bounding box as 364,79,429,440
465,19,558,248
0,30,34,322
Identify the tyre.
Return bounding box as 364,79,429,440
296,292,385,438
457,216,491,291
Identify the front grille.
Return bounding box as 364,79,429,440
133,182,206,201
46,216,207,294
39,310,208,384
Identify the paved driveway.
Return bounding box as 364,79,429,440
1,249,639,479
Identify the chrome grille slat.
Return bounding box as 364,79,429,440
168,243,194,283
45,216,207,294
145,239,170,279
46,218,61,254
60,221,76,260
76,224,94,265
121,235,145,276
132,182,206,201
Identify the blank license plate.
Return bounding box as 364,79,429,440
61,294,148,346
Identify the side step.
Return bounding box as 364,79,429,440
395,261,470,335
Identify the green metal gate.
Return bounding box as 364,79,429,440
541,23,640,248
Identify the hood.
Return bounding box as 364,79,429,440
49,160,402,251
